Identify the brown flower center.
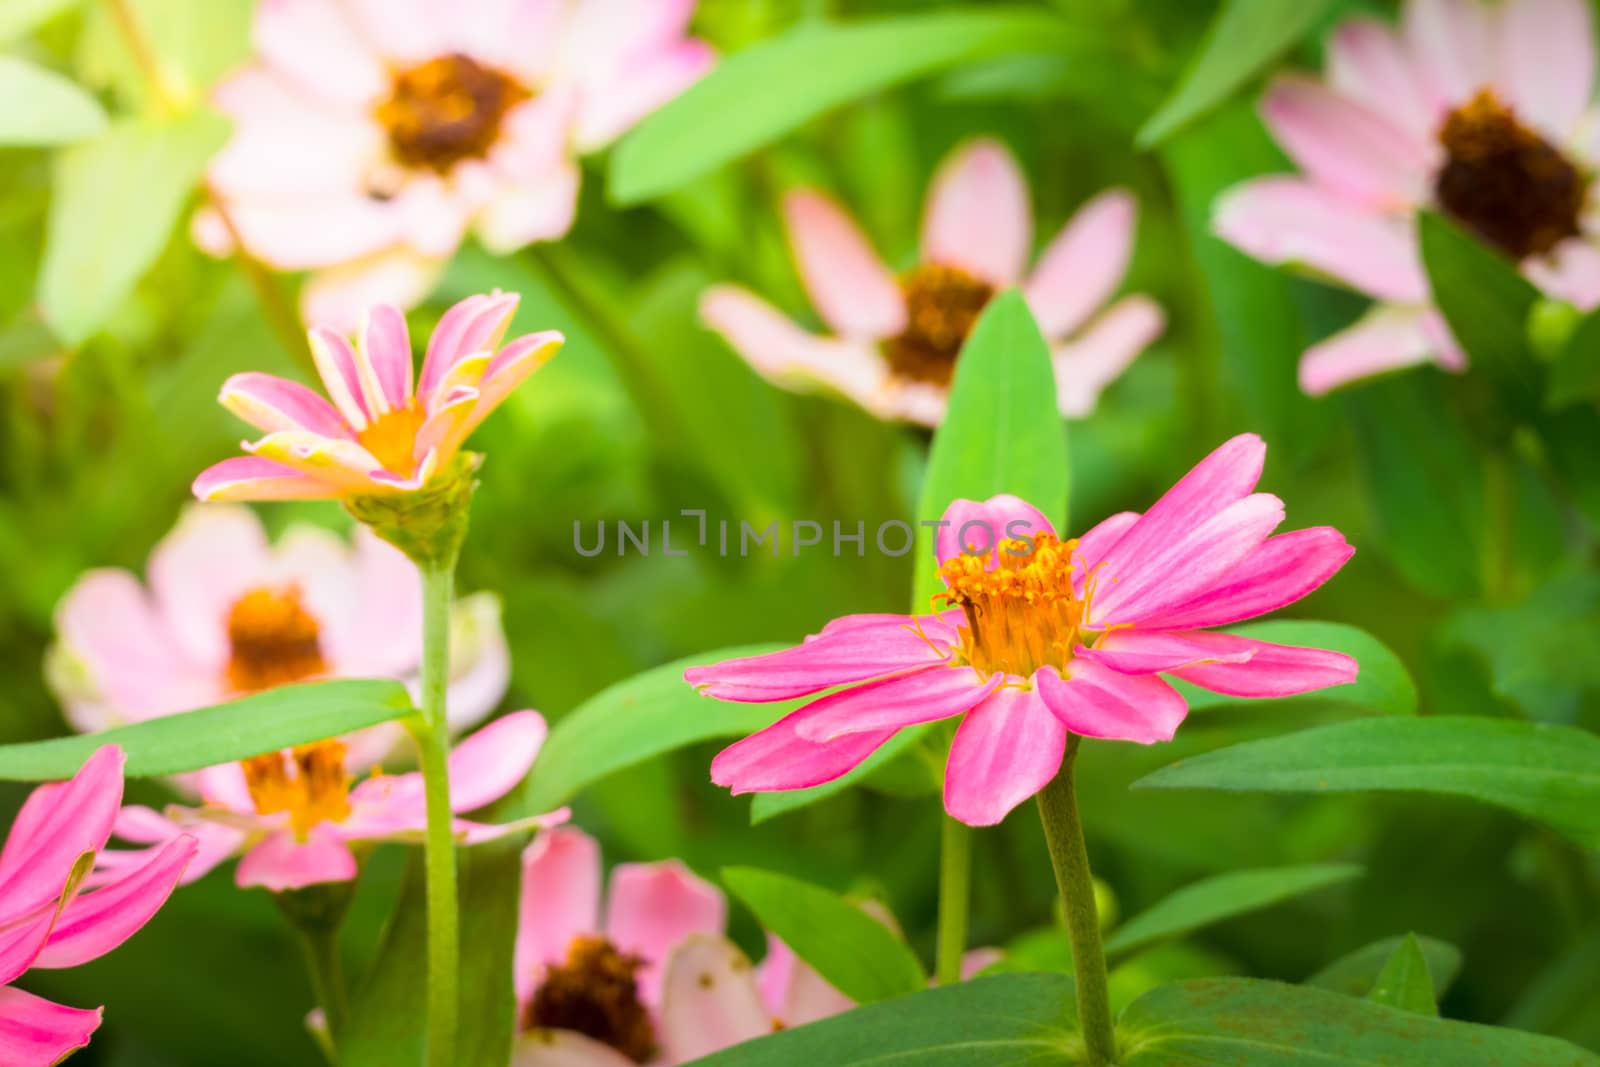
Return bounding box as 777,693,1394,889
241,740,352,839
1435,88,1589,260
357,405,426,477
376,53,530,173
882,263,995,386
226,587,327,692
937,532,1092,677
525,936,655,1063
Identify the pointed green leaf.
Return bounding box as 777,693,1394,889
1367,934,1438,1016
0,58,107,145
1546,305,1600,409
1308,935,1462,1003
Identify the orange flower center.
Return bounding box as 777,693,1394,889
241,739,353,839
882,263,995,386
1435,88,1589,260
376,53,530,173
226,587,327,692
357,405,426,477
524,936,655,1063
937,532,1094,678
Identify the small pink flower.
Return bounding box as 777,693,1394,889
48,503,509,766
1215,0,1600,394
192,292,562,502
701,138,1164,426
687,434,1358,827
112,712,564,892
198,0,713,325
0,746,196,1066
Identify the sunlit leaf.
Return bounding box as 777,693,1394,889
1545,306,1600,410
0,57,106,146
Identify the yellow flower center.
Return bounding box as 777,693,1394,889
882,263,996,386
357,405,426,477
376,53,530,174
241,740,353,839
1435,88,1589,260
524,936,655,1063
226,587,327,693
937,532,1095,678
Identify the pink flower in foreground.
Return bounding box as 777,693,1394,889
193,292,562,502
48,503,508,765
688,434,1357,827
1215,0,1600,394
702,138,1164,425
0,747,196,1065
112,712,564,892
197,0,713,325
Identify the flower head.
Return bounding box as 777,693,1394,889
1215,0,1600,394
701,138,1164,425
197,0,713,325
0,747,196,1065
687,434,1358,826
194,292,561,504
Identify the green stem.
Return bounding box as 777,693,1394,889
935,815,972,986
417,560,459,1067
1036,736,1117,1065
293,922,349,1045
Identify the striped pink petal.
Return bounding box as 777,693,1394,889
1036,660,1187,744
192,456,345,502
0,987,101,1066
356,304,415,414
791,666,998,741
32,836,196,970
307,326,373,429
943,686,1065,826
0,747,124,922
685,617,950,701
783,190,905,339
452,330,565,442
710,705,895,794
1076,630,1257,675
1169,635,1359,697
244,430,388,490
419,292,521,402
218,372,353,437
935,495,1056,567
1135,527,1355,631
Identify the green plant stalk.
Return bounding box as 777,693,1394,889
935,815,972,986
1036,736,1117,1065
293,922,349,1045
417,560,460,1067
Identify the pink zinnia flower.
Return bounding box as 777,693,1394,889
701,138,1164,425
0,746,196,1065
687,434,1358,826
48,503,509,765
192,292,562,502
111,712,564,892
197,0,713,325
1215,0,1600,394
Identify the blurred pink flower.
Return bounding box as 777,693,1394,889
0,746,196,1066
192,292,561,502
112,712,564,892
701,138,1164,425
1215,0,1600,394
687,434,1357,827
48,503,509,765
197,0,713,326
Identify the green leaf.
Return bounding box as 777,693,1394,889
1178,620,1416,716
39,110,229,344
0,0,77,44
1133,716,1600,847
609,8,1070,204
1307,935,1462,1003
1138,0,1338,146
722,867,927,1004
504,645,786,817
1504,927,1600,1051
1104,864,1363,958
1546,307,1600,410
681,972,1081,1066
0,57,107,146
1367,934,1438,1016
1118,977,1598,1065
0,679,414,780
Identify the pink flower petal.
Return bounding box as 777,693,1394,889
1053,294,1165,418
1076,630,1256,675
1213,177,1428,302
219,372,354,439
935,495,1056,567
511,1028,638,1067
1036,660,1187,744
0,905,58,987
208,69,382,199
322,528,422,678
1074,511,1140,574
922,139,1032,286
606,861,726,1004
710,707,895,794
1167,634,1359,698
756,936,854,1025
1328,17,1438,140
516,828,602,1008
356,304,415,414
252,0,387,107
146,504,275,669
300,250,445,333
685,616,950,701
110,808,242,887
564,0,699,83
574,40,714,152
943,686,1065,827
0,747,123,922
221,195,408,271
1025,189,1137,338
792,666,997,742
1524,238,1600,311
1259,75,1435,208
658,936,773,1063
1404,0,1496,108
450,331,566,444
1134,527,1355,631
32,836,196,970
306,325,373,429
1299,303,1458,396
783,191,906,339
235,829,358,891
446,710,547,813
475,161,581,253
419,292,521,402
244,430,390,491
193,456,345,503
0,987,100,1066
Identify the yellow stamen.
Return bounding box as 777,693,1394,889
357,405,426,476
241,740,353,840
226,587,327,692
937,532,1092,678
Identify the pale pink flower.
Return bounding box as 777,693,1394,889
0,747,196,1065
198,0,713,326
701,138,1165,425
47,503,509,766
192,291,562,502
1215,0,1600,394
687,434,1357,827
110,712,564,892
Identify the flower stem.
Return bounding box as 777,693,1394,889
1036,736,1117,1065
417,559,459,1067
935,815,972,986
293,922,349,1044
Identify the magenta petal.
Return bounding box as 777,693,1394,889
1169,636,1358,698
1074,511,1140,573
0,905,57,987
306,325,373,429
606,861,726,1005
684,618,949,702
219,372,353,437
0,746,124,923
235,829,357,892
792,667,998,741
192,456,344,502
357,303,415,413
32,836,196,970
418,291,519,402
1036,660,1187,744
710,707,894,794
0,987,101,1066
935,495,1056,567
943,686,1065,827
783,190,905,338
1075,630,1255,675
1136,527,1354,630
